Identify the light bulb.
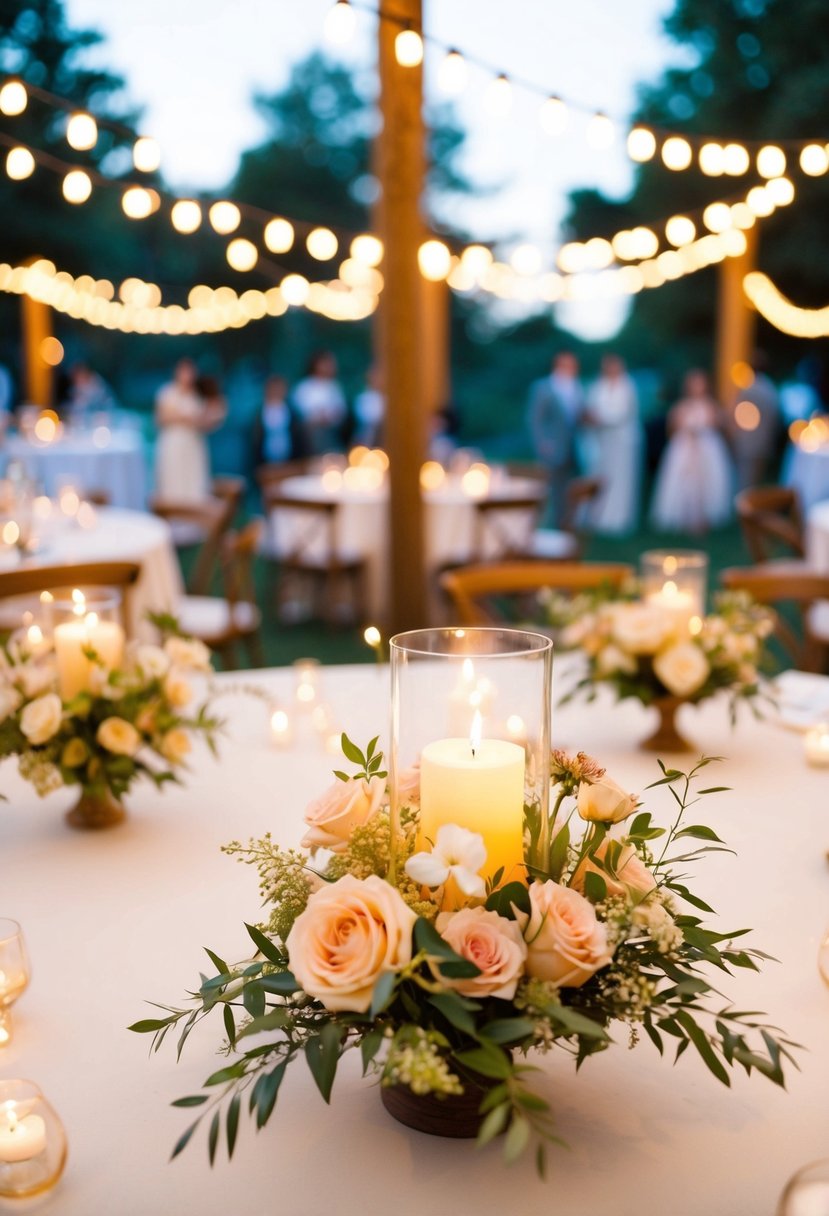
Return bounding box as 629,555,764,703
729,202,756,229
66,112,97,151
699,142,725,175
627,126,656,162
324,0,355,44
765,175,795,205
485,74,512,118
122,186,157,219
702,201,731,233
584,237,614,268
631,226,659,259
746,185,775,216
226,238,258,272
6,146,34,180
350,234,383,266
665,215,696,247
395,28,423,67
0,80,27,116
460,244,493,276
62,169,92,204
587,112,615,150
756,144,785,178
800,144,828,176
418,239,451,281
722,142,750,175
280,274,310,306
438,49,466,96
171,199,202,233
306,227,338,260
209,201,241,234
133,136,161,173
510,244,541,276
264,217,294,253
539,96,568,136
661,136,692,170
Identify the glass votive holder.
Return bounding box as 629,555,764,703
293,658,321,708
49,587,125,700
0,919,30,1048
390,627,553,894
0,1080,67,1199
270,706,294,748
639,550,709,628
777,1158,829,1216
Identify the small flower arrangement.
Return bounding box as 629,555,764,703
0,629,220,821
544,587,774,715
132,738,796,1174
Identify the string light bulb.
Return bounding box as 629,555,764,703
460,244,493,277
631,226,659,259
418,239,452,281
746,185,775,216
665,215,696,247
395,27,423,67
661,136,692,170
538,95,567,136
66,112,97,151
699,142,725,175
757,145,786,178
280,273,310,306
702,201,731,233
122,186,158,219
171,199,202,234
62,169,92,204
800,144,829,176
350,234,383,266
264,217,295,253
133,136,161,173
627,126,656,162
226,238,258,272
209,201,241,234
587,112,615,150
438,49,467,96
306,227,338,260
510,244,541,276
723,142,750,175
765,175,795,206
324,0,355,44
485,74,512,118
0,80,27,116
5,147,35,180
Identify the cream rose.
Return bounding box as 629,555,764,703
435,907,527,999
611,603,675,655
0,684,21,723
164,636,211,672
134,644,170,680
17,661,57,699
572,836,656,903
97,716,140,756
286,874,417,1013
301,776,385,854
577,774,638,824
20,692,63,745
160,727,191,764
653,642,710,698
523,880,613,988
595,644,637,676
164,669,193,708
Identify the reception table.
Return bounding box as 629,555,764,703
1,660,827,1216
1,427,147,511
785,441,829,512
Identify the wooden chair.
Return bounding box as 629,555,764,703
210,476,247,527
504,461,550,486
264,494,368,626
735,486,808,570
720,566,829,673
0,561,141,636
148,496,228,596
176,519,265,669
470,495,544,561
256,460,313,498
530,476,603,561
440,560,634,627
85,489,111,507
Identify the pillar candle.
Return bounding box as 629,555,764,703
0,1106,46,1163
54,612,125,700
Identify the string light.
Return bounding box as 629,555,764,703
170,199,202,233
395,28,424,68
133,136,161,173
627,126,656,162
418,239,452,281
66,112,97,151
226,238,258,272
350,233,383,266
306,226,338,260
460,244,493,277
324,0,355,44
746,184,774,216
702,202,731,233
280,273,310,306
485,74,512,118
121,186,158,219
437,49,467,96
722,143,750,175
799,144,829,176
665,215,696,246
766,175,795,206
264,217,295,253
587,112,615,150
209,201,241,234
62,169,91,204
757,145,786,178
5,147,35,180
510,244,541,276
699,142,725,176
0,80,27,116
538,95,568,136
743,270,829,338
661,136,693,171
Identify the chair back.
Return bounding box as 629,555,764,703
220,518,264,611
471,496,543,562
256,460,313,496
0,561,141,635
720,565,829,671
210,477,247,527
149,496,228,595
265,495,344,566
735,486,805,563
441,560,634,626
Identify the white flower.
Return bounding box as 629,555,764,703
164,636,211,671
16,661,57,699
0,684,21,723
595,644,637,676
97,717,140,756
653,642,710,698
611,603,676,655
405,824,487,899
20,693,63,745
133,644,170,680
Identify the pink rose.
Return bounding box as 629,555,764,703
572,836,656,902
285,874,417,1013
435,907,528,1000
301,775,385,854
523,880,613,988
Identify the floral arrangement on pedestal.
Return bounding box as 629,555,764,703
0,630,220,828
132,737,796,1174
543,588,775,750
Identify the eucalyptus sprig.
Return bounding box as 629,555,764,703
333,732,388,784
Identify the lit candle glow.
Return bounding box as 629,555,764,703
53,590,125,700
0,1103,46,1164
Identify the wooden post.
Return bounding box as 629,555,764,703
715,225,758,407
21,293,53,407
420,276,450,420
375,0,428,633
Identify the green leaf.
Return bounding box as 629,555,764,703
333,770,349,783
455,1044,513,1080
428,991,478,1036
366,735,379,761
226,1094,241,1160
674,824,725,843
548,821,570,882
583,871,607,904
128,1016,178,1034
204,1062,247,1087
674,1010,731,1086
413,916,463,960
485,881,531,920
223,1004,236,1049
477,1103,509,1146
258,971,300,995
666,882,715,914
340,733,365,767
504,1113,531,1164
480,1017,536,1045
171,1095,209,1108
207,1110,220,1166
360,1028,385,1075
370,970,397,1018
244,923,283,964
243,982,266,1019
203,947,228,974
305,1023,344,1103
253,1062,286,1128
547,1004,608,1040
170,1121,199,1161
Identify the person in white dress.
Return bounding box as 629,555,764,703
291,351,347,456
583,354,642,535
650,370,734,533
154,359,224,501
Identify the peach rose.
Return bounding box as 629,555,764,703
133,644,170,680
611,603,675,655
572,836,656,903
97,716,140,756
285,874,417,1013
0,684,21,723
577,774,638,824
523,880,613,988
20,692,63,744
164,636,211,672
301,775,385,854
164,669,193,708
160,727,191,764
435,907,527,999
653,642,710,698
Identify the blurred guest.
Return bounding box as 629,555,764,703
254,374,305,466
429,401,460,463
155,358,223,501
527,351,583,525
729,351,783,489
352,366,385,447
292,351,347,455
650,370,733,533
0,360,12,436
583,353,641,535
781,356,824,425
67,362,116,419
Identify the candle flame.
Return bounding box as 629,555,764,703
72,588,85,616
470,708,482,758
271,709,289,732
4,1104,17,1133
363,625,381,648
663,556,678,576
27,624,43,645
461,657,475,684
85,612,99,628
662,579,679,598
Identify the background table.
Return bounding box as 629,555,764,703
807,498,829,571
0,506,181,638
784,441,829,512
1,661,827,1216
1,428,147,510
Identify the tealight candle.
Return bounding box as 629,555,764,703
0,1104,46,1164
53,589,125,700
805,723,829,768
645,579,696,630
270,708,293,748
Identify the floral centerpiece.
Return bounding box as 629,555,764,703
0,627,220,829
543,587,775,751
132,738,796,1173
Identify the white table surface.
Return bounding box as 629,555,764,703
807,499,829,572
0,506,182,639
785,442,829,513
1,659,827,1215
1,430,147,511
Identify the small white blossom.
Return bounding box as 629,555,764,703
405,824,487,899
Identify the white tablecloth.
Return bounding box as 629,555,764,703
1,430,147,510
807,499,829,571
785,442,829,512
0,506,182,638
270,474,545,616
1,661,827,1216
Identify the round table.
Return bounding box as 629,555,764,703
784,441,829,512
0,660,826,1215
0,506,182,639
1,428,147,510
269,472,545,616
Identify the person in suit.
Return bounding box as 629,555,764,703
527,351,583,526
729,351,783,489
253,374,307,467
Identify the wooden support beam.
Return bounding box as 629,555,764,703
715,225,758,407
21,292,53,408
